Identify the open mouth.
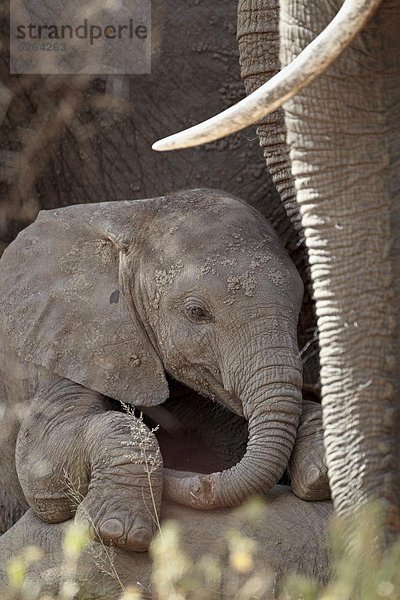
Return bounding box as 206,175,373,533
140,376,248,475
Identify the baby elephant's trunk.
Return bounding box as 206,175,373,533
163,340,303,509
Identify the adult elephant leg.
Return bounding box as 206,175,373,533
281,0,400,540
15,374,162,552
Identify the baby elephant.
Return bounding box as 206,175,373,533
0,189,329,552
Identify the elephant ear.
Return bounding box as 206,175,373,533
0,201,169,406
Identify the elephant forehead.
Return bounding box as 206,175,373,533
150,218,284,262
150,247,295,307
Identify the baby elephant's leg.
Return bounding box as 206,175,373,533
288,400,330,501
15,374,162,552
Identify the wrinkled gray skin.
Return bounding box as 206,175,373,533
235,0,400,542
0,489,332,599
0,189,329,555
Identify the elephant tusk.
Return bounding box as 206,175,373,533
152,0,381,152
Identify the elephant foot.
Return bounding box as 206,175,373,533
289,400,330,501
75,467,161,553
75,413,163,552
73,412,163,553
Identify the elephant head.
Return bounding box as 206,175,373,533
0,189,304,510
152,0,400,541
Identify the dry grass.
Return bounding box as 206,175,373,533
3,498,400,599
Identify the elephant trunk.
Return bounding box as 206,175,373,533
238,0,301,238
279,0,400,542
163,335,302,509
237,0,319,394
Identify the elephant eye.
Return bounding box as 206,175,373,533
184,301,212,323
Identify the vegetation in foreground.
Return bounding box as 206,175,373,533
3,500,400,600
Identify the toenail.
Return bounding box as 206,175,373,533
100,518,124,539
306,466,321,487
128,527,152,552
